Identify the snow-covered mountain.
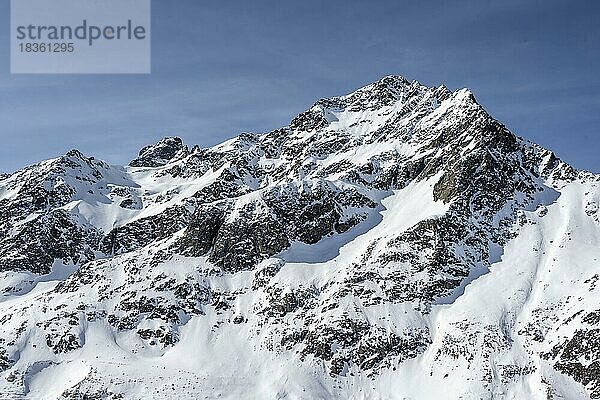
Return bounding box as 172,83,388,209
0,75,598,399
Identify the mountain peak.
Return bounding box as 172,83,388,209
0,76,598,399
372,74,412,87
289,75,479,141
63,148,87,160
129,136,189,168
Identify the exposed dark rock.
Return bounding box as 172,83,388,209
101,204,193,254
129,137,189,167
0,209,100,274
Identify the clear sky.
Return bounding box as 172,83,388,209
1,0,599,173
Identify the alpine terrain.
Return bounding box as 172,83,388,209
0,75,598,399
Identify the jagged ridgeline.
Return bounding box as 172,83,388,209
0,76,599,399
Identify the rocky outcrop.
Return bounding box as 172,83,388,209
129,136,189,167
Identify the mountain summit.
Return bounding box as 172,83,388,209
0,76,598,399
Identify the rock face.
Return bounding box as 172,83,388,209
0,75,598,399
129,136,189,167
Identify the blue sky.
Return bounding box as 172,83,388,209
1,0,599,172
